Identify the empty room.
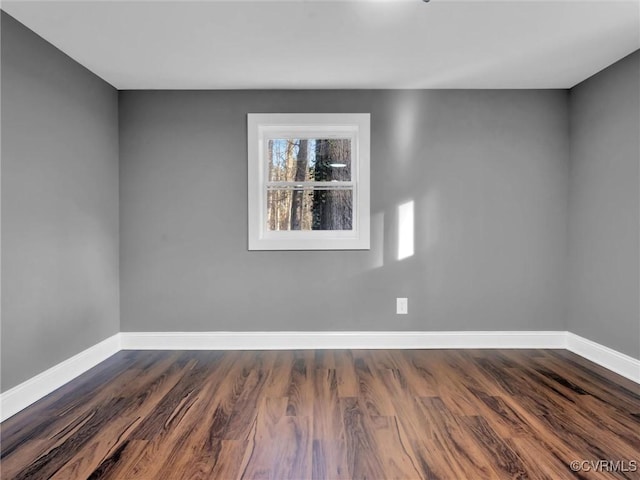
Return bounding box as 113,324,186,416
1,0,639,478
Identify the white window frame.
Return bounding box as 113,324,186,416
248,113,370,250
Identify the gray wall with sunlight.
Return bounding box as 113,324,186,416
119,89,570,333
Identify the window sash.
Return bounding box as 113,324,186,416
262,137,357,183
265,186,355,232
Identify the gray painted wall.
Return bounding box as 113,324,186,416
1,13,120,391
568,51,640,359
119,90,569,333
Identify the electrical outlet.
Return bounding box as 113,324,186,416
396,297,408,314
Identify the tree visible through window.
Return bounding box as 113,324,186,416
266,138,353,231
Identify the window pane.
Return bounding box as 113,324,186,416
266,188,353,231
267,138,351,182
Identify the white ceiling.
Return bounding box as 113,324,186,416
2,0,639,90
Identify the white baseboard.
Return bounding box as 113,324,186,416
565,332,640,383
2,330,637,423
0,333,121,423
119,330,566,351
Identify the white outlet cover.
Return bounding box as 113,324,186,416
397,298,408,315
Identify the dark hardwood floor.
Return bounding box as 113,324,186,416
1,349,638,479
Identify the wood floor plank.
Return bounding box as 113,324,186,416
510,437,582,480
374,349,437,397
460,415,528,479
286,351,315,417
159,352,248,479
86,439,150,480
354,354,396,417
2,349,638,480
263,350,294,397
335,350,359,398
270,415,313,480
238,396,288,480
49,415,142,480
312,369,342,441
416,397,502,479
371,416,425,479
0,350,181,476
340,397,387,479
207,439,247,480
312,439,349,480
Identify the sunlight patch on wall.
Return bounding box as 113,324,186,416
397,200,414,261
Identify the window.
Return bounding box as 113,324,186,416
248,113,370,250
